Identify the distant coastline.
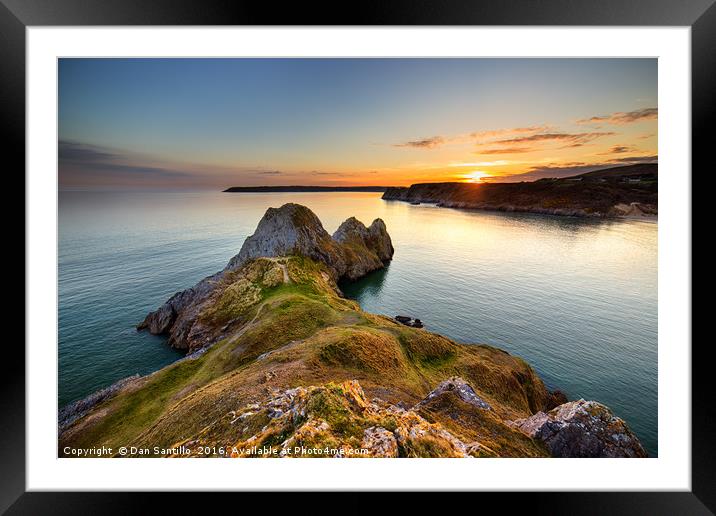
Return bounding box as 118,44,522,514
223,185,391,193
383,163,657,219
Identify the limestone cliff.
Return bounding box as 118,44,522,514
137,203,394,351
383,164,657,218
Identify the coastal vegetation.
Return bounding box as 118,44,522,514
59,204,646,458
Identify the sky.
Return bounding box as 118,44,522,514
58,58,657,189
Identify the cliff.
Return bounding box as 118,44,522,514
137,203,394,351
383,164,657,218
60,204,645,458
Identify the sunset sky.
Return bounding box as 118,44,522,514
58,58,657,189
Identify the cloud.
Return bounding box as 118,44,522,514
449,160,513,167
600,145,636,155
60,139,321,188
309,171,349,176
394,136,446,149
394,125,558,151
576,107,658,125
75,162,189,178
59,140,190,180
607,155,658,164
470,125,552,142
492,132,615,145
474,132,615,155
483,155,658,182
475,147,535,155
394,125,554,150
58,140,121,162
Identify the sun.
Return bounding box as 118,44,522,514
464,170,490,183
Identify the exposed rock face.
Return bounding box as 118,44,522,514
332,216,394,280
138,204,393,350
226,204,345,273
512,399,647,458
333,216,394,261
137,259,286,350
226,204,393,280
361,427,399,458
177,380,474,458
416,377,491,411
609,202,658,217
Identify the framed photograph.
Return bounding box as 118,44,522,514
6,0,710,512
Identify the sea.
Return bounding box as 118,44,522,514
59,190,658,456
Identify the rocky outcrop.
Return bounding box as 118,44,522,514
138,204,393,350
511,399,647,458
395,315,423,328
416,377,491,411
226,204,393,279
225,203,345,273
332,216,394,280
382,171,657,218
609,202,658,218
176,380,475,458
361,426,399,458
137,258,287,350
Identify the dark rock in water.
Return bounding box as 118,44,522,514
512,399,647,458
395,315,423,328
410,201,421,205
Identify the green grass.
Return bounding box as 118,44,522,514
306,386,366,439
60,356,204,452
61,254,556,458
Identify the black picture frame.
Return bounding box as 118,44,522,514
3,0,709,513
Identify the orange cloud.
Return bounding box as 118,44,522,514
475,147,535,155
576,107,657,125
474,131,615,155
395,125,554,150
599,145,637,155
493,132,615,145
393,136,446,149
470,125,552,142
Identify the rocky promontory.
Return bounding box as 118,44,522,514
383,164,657,218
137,203,394,351
61,204,646,458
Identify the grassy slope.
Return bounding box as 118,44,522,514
59,256,550,457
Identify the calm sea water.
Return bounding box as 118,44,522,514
59,191,658,456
